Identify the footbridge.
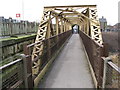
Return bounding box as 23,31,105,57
1,5,120,89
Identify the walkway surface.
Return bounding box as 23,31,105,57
39,34,94,88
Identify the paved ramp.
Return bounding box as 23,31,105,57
39,34,94,88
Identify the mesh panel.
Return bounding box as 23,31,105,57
105,62,120,88
2,60,24,89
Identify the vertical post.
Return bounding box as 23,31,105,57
86,19,89,35
118,53,120,87
23,44,33,88
66,22,69,31
82,23,84,32
64,21,66,32
102,57,112,88
0,30,2,89
56,17,59,35
69,23,71,30
60,18,63,42
47,14,51,59
47,16,51,38
67,23,70,31
84,22,86,34
56,17,59,48
64,15,67,32
98,45,107,88
86,8,90,35
60,18,63,33
62,20,64,32
20,54,28,88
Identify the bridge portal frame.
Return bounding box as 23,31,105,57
32,5,103,86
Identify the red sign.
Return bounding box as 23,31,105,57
16,13,21,18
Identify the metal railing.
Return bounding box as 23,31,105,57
79,30,108,88
0,54,33,89
23,30,72,87
79,30,120,88
1,30,72,89
102,57,120,88
2,29,119,89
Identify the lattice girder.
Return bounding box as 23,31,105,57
32,5,103,77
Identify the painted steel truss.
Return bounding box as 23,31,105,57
32,5,103,76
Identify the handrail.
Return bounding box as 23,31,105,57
108,61,120,73
1,53,33,89
0,59,22,70
102,57,120,88
80,30,103,47
27,31,70,48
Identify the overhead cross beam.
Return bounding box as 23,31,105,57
44,5,96,8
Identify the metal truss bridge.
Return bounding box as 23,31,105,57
1,5,120,89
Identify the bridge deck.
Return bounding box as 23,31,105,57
39,34,94,88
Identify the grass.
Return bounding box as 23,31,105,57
0,33,36,42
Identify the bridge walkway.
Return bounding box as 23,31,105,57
39,34,94,88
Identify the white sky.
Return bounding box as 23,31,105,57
0,0,119,25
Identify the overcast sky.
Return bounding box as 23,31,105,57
0,0,119,25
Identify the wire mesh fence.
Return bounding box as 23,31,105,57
1,59,24,89
105,61,120,88
1,53,34,89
